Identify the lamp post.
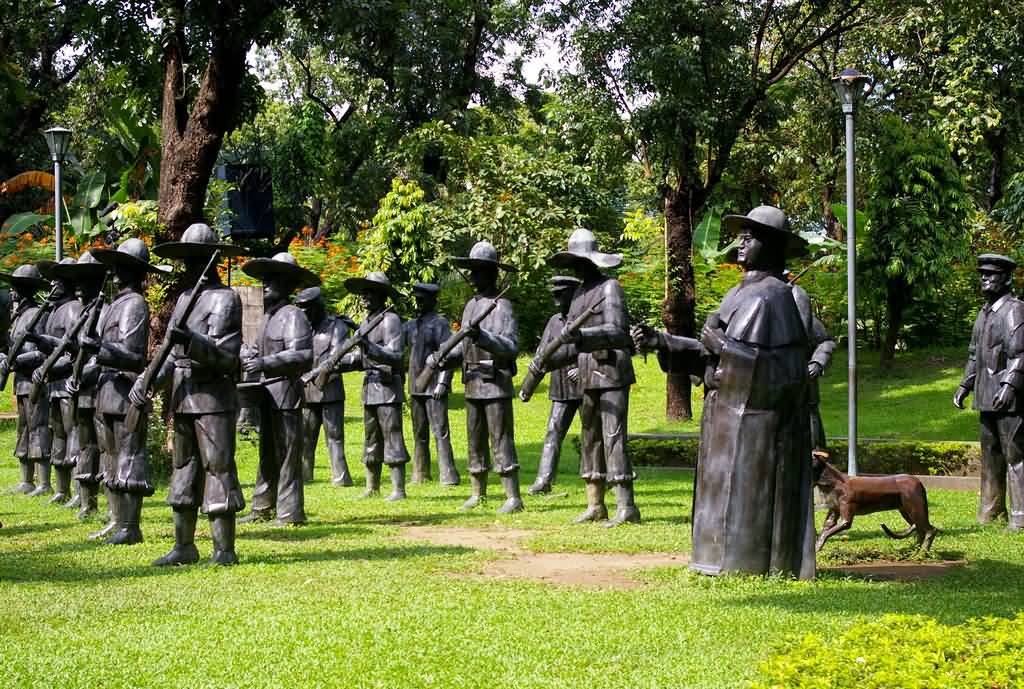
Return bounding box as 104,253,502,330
44,126,73,261
831,68,870,476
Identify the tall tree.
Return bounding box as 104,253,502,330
546,0,870,419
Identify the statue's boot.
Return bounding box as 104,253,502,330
302,450,315,484
385,464,407,502
64,483,82,509
573,481,608,523
497,471,524,514
438,455,460,487
88,486,117,539
528,454,556,495
460,472,487,510
49,466,72,504
76,483,98,521
330,451,354,487
603,482,641,528
105,493,144,545
359,464,382,499
153,508,200,566
208,515,239,566
238,509,273,524
411,448,431,484
10,460,36,494
28,460,52,497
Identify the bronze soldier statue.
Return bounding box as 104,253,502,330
240,252,317,525
404,282,458,486
32,258,82,504
342,272,410,500
954,254,1024,530
635,206,816,578
428,242,523,512
0,264,54,495
58,252,109,520
296,286,354,487
140,223,249,565
88,239,165,545
545,235,639,525
522,276,582,495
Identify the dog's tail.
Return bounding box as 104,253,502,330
881,523,916,539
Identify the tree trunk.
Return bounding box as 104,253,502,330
985,126,1008,210
157,34,250,241
880,275,907,369
662,184,699,421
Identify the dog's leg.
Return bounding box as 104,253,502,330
822,508,839,529
920,526,937,553
815,518,852,552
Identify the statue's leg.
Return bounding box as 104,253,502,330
48,397,72,503
490,398,523,514
1001,414,1024,531
461,399,488,509
88,412,118,539
104,412,149,545
244,399,278,522
427,395,458,486
978,413,1008,523
198,410,243,564
155,414,202,566
531,399,577,494
602,387,639,528
10,394,35,494
73,406,100,520
28,395,52,497
361,405,383,498
382,403,409,502
409,396,431,483
574,390,607,523
322,401,352,486
274,410,306,525
301,405,321,484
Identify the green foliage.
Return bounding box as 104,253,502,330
753,613,1024,689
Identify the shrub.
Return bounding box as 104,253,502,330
752,613,1024,689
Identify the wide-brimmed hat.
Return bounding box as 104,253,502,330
242,252,321,288
153,222,248,260
722,205,808,258
548,229,623,270
411,282,440,296
977,253,1017,274
50,250,109,282
344,271,400,302
0,264,51,292
451,241,516,272
549,275,581,292
37,257,77,282
93,238,170,275
294,286,324,306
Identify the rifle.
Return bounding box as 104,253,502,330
0,284,60,391
518,295,606,402
414,287,509,392
124,250,220,433
312,306,393,388
29,290,105,404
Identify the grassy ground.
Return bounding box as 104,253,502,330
1,351,1018,689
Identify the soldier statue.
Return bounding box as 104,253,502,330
32,258,83,504
58,252,109,520
428,241,523,512
139,223,249,565
0,264,54,495
635,206,816,578
542,235,639,525
404,282,459,486
954,254,1024,530
341,272,410,500
87,239,165,545
296,286,354,487
523,276,582,495
240,252,317,525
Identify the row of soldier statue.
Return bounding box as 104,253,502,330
6,206,1013,578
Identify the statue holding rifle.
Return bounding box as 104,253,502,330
0,264,54,495
340,272,409,501
136,224,248,564
424,241,523,513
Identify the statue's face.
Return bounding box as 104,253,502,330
113,266,138,291
362,290,386,313
298,298,324,325
469,266,496,293
736,230,766,268
414,293,436,317
78,278,104,301
263,277,292,308
553,288,573,313
979,269,1011,299
51,279,70,300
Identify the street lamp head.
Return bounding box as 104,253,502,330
44,126,73,163
831,68,870,115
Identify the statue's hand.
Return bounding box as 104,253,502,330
31,368,45,385
557,326,579,346
952,385,970,409
631,324,660,353
527,359,544,378
431,381,448,401
300,370,316,386
993,384,1015,412
807,361,823,379
79,335,100,353
64,378,79,395
242,357,264,375
339,315,358,331
128,377,150,407
168,326,192,346
567,367,580,385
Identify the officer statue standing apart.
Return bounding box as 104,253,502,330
404,282,459,486
431,241,523,513
90,239,166,545
296,286,355,487
954,253,1024,530
139,224,249,564
342,272,410,500
240,252,317,525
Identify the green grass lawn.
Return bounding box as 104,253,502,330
1,350,1019,689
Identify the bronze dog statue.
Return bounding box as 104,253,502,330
811,451,938,553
